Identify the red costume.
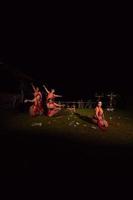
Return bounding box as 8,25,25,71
29,91,43,117
47,101,61,117
93,106,108,130
46,92,57,101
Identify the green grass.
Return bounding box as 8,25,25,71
2,108,133,144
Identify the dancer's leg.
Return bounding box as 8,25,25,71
48,108,61,117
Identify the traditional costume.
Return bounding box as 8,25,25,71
31,91,43,116
47,100,62,117
25,90,44,117
93,104,108,130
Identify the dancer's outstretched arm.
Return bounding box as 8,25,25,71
54,102,64,107
43,84,49,93
24,98,35,103
54,94,62,97
31,83,36,92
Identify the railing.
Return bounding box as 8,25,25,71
56,101,110,109
56,101,96,108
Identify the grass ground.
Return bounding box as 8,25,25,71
1,108,133,145
1,108,133,182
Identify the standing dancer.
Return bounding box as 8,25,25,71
31,83,42,99
24,84,43,117
92,101,108,130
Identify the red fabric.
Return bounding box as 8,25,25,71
29,92,43,116
47,92,56,101
97,119,109,130
47,109,59,117
47,102,61,117
95,107,108,130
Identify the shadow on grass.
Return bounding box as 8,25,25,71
75,112,94,124
1,110,133,179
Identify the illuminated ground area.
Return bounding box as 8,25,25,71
1,109,133,145
1,108,133,179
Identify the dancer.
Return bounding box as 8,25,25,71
31,83,42,98
24,84,43,117
47,99,64,117
43,84,62,102
92,101,108,130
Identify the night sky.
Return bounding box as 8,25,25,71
1,9,132,100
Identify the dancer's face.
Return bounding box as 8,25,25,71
36,87,39,92
98,102,102,107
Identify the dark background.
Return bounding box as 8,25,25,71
1,7,132,101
